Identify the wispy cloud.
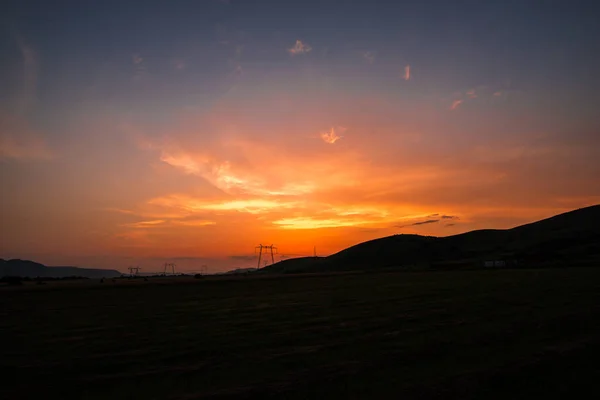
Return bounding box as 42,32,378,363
320,127,345,144
395,219,442,228
403,65,410,81
148,195,299,215
132,53,146,80
363,51,375,64
121,220,166,229
16,37,38,115
450,99,463,110
466,89,477,99
104,208,136,215
412,219,439,226
132,54,143,65
273,217,377,230
171,219,216,227
288,40,312,56
441,215,458,219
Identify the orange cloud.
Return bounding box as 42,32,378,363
148,195,299,215
288,40,312,55
273,217,377,229
450,99,463,110
121,220,166,228
320,127,345,144
403,65,410,81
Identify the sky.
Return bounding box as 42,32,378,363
1,0,599,272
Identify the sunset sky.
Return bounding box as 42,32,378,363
1,0,599,272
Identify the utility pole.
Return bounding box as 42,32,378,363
255,244,278,269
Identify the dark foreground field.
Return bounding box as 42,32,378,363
2,268,600,399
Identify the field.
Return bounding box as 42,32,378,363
2,268,600,399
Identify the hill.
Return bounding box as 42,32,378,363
263,205,600,273
0,259,122,278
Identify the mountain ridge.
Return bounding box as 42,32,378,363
263,205,600,273
0,259,122,278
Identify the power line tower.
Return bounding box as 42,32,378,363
255,244,278,269
127,266,141,277
163,262,176,275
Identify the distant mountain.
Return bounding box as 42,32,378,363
263,205,600,274
0,259,122,278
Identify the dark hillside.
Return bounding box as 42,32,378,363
0,259,121,278
264,205,600,273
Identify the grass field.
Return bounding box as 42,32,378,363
2,268,600,399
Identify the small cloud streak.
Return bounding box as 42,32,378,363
396,219,442,228
172,219,216,227
320,127,345,144
412,219,439,226
363,51,375,64
121,220,166,229
450,99,463,110
288,40,312,56
403,65,410,81
273,217,376,230
466,89,477,99
148,195,299,214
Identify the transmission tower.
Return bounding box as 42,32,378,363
255,244,278,269
127,266,141,277
164,262,176,275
